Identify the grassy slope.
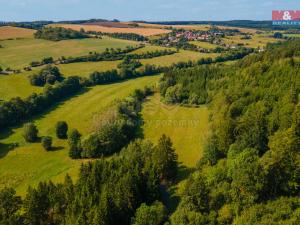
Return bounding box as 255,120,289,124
222,34,278,48
0,72,42,101
190,41,219,49
141,94,209,167
58,60,121,77
141,50,218,67
0,75,160,195
0,37,138,69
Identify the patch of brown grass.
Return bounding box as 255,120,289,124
0,26,35,40
51,24,171,37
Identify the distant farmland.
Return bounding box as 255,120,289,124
0,26,35,40
51,24,171,36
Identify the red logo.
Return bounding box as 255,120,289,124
272,10,300,21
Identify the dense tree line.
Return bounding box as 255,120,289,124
30,57,54,67
159,49,253,105
214,47,253,62
69,87,153,158
106,32,148,41
0,76,82,131
34,27,89,41
0,135,178,225
165,40,300,224
29,65,63,86
59,47,176,64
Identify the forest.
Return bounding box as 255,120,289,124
160,40,300,224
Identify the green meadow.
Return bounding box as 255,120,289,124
0,75,160,195
0,72,42,101
0,36,138,69
141,50,218,67
141,94,210,168
190,41,219,49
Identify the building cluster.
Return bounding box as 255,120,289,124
168,30,224,42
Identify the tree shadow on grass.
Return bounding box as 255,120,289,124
0,142,16,158
135,97,153,139
161,163,195,214
50,146,65,151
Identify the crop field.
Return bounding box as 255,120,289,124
51,24,171,36
0,75,160,195
0,36,138,69
141,94,210,167
222,34,278,48
0,72,42,101
0,26,35,40
140,50,218,67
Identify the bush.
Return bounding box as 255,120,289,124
22,123,38,143
41,136,52,151
29,65,63,87
55,121,68,139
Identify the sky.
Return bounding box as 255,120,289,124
0,0,299,22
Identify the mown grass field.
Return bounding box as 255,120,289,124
0,26,35,40
51,24,171,36
141,94,210,167
58,60,121,77
0,72,42,101
222,34,278,48
0,75,160,195
0,36,138,69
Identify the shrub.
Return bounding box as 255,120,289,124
29,65,63,87
56,121,68,139
22,123,38,143
68,129,82,159
41,136,52,151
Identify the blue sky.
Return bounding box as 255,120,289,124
0,0,299,22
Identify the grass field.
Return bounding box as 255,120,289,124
51,24,171,36
190,41,219,49
0,72,42,101
0,75,160,195
132,45,174,53
222,34,278,48
58,60,121,77
0,26,35,40
283,33,300,38
141,94,209,167
0,37,138,69
141,50,218,67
